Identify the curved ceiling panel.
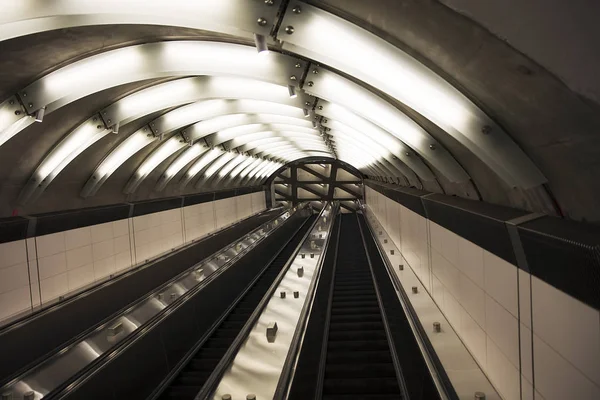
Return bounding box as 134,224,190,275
0,0,572,220
0,0,279,41
279,1,546,188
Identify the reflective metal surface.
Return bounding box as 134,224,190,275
361,204,501,400
0,207,299,400
213,203,336,400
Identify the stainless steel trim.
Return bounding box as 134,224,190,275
360,203,452,400
0,206,299,399
196,203,332,400
273,202,340,399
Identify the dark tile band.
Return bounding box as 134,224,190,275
0,186,266,243
365,180,600,311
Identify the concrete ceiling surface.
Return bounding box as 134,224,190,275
0,1,597,224
313,0,600,222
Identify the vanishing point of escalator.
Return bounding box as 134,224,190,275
322,214,402,399
159,215,318,399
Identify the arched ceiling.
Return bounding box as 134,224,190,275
0,0,598,223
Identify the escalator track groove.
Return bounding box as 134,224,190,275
158,214,318,399
321,214,402,400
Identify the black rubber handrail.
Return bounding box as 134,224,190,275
358,209,458,400
356,212,410,398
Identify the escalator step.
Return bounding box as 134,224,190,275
319,216,402,399
329,321,385,331
327,339,390,352
323,377,400,395
325,362,397,379
328,330,388,342
326,350,394,364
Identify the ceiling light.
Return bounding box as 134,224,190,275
278,2,545,188
303,68,468,183
81,130,155,197
179,148,223,189
2,42,307,148
0,1,280,43
124,135,188,194
156,144,209,191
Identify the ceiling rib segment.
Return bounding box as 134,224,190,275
277,1,545,188
0,0,281,42
304,67,469,183
19,77,315,203
0,42,308,148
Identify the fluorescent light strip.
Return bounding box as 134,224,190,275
179,148,223,190
195,152,236,189
1,42,306,148
185,112,317,142
230,136,329,153
25,92,315,201
221,131,321,149
22,42,304,112
81,130,155,197
102,76,313,127
318,103,435,181
279,2,545,188
238,158,264,179
304,68,468,182
154,100,310,137
331,137,400,179
209,121,317,146
329,133,407,177
211,155,250,187
124,135,188,194
0,0,280,42
229,157,257,179
20,118,109,203
155,144,209,191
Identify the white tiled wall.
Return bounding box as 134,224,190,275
133,208,183,263
0,191,267,325
0,239,31,322
35,218,133,304
365,186,600,400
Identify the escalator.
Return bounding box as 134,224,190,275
0,207,304,400
321,214,402,399
287,212,445,400
157,214,318,399
0,207,282,386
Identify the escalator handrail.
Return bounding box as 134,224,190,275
146,204,315,400
0,207,287,390
0,205,282,336
13,205,300,400
194,203,331,400
358,207,457,400
356,212,410,399
312,214,344,400
273,202,340,400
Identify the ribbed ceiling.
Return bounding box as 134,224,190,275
0,1,598,222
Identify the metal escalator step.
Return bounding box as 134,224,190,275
327,339,390,352
325,362,397,379
323,377,400,395
326,349,394,364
